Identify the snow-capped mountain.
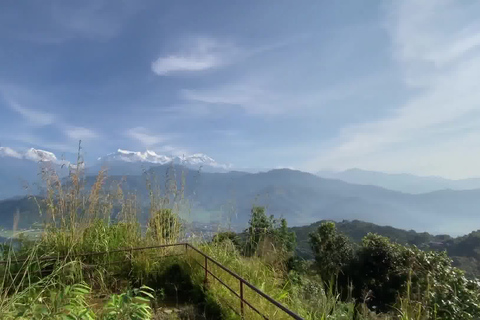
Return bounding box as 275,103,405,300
0,147,72,200
1,147,231,171
97,149,231,171
0,146,233,199
0,147,67,164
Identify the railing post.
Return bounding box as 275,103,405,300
129,248,133,276
204,255,208,286
240,279,244,318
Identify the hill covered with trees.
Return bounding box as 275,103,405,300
291,219,480,278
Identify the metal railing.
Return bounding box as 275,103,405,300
0,243,303,320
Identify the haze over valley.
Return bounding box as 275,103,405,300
2,145,480,236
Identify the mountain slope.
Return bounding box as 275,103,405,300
0,147,70,199
318,168,480,194
0,197,42,230
52,166,480,234
2,165,480,235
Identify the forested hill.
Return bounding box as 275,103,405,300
291,219,480,278
291,220,448,258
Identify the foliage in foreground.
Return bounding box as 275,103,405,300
309,222,480,320
1,146,480,320
3,280,155,320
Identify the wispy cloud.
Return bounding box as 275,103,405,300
64,126,99,141
1,0,140,43
7,133,76,154
126,127,168,147
304,0,480,178
4,98,55,126
124,127,187,156
180,76,371,116
151,36,300,76
181,84,284,115
1,84,100,153
154,145,189,157
152,37,239,75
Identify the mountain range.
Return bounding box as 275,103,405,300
97,149,231,172
2,163,480,235
2,146,480,236
0,147,231,199
318,168,480,194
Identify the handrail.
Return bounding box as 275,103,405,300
185,244,303,319
0,243,184,265
0,243,304,319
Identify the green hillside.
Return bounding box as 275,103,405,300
291,219,480,278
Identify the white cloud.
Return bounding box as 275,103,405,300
5,98,55,126
2,0,140,43
152,55,220,75
0,147,22,159
304,0,480,179
181,84,284,115
124,128,187,157
154,145,189,157
180,77,370,116
126,127,167,146
64,126,98,140
151,35,302,77
152,37,239,75
50,1,134,40
7,134,76,154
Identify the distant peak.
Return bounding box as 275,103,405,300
343,168,366,173
98,149,232,170
146,150,157,156
25,148,58,162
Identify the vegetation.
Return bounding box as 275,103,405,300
244,206,296,257
308,222,480,320
1,148,480,319
6,164,480,238
292,219,480,279
309,222,354,283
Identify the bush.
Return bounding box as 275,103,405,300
211,231,242,250
244,206,296,259
309,222,354,283
310,224,480,319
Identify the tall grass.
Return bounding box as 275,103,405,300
0,145,439,320
0,145,194,318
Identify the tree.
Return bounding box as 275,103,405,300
309,222,354,282
244,206,296,257
244,206,274,256
212,231,242,250
344,233,480,319
274,218,296,253
345,234,407,312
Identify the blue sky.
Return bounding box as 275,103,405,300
1,0,480,178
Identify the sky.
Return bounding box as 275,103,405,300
1,0,480,179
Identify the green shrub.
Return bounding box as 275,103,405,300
6,282,94,320
309,221,355,283
102,285,154,320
